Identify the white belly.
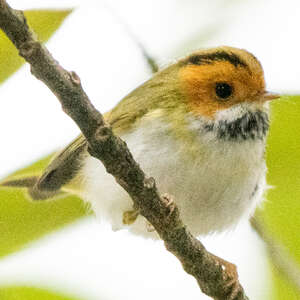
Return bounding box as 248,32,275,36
81,117,267,238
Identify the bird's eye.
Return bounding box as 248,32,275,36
215,82,233,99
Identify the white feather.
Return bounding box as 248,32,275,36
81,105,268,238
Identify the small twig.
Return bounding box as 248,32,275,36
251,217,300,293
0,1,248,299
104,4,159,73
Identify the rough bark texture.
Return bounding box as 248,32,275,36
0,1,249,299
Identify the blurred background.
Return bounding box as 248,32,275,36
0,0,299,299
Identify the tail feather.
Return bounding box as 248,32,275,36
1,176,39,188
0,176,64,200
1,135,87,201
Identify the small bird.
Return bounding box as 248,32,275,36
3,46,279,239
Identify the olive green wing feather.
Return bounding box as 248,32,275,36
1,65,180,200
0,108,136,200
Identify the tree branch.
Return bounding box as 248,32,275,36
104,4,159,73
0,1,248,299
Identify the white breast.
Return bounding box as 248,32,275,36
81,113,267,238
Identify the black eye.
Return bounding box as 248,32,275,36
215,82,233,99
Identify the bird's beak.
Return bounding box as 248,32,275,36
262,91,280,102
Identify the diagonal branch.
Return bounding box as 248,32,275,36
251,217,300,293
0,1,248,299
107,7,159,74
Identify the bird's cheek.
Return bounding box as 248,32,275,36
179,70,213,118
180,85,232,119
178,66,235,119
185,94,234,120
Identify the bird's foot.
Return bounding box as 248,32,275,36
122,209,139,225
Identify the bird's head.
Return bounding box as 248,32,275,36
178,46,278,120
109,46,279,141
153,46,279,142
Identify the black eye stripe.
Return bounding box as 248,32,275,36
187,51,247,68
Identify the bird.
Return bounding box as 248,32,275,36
2,46,279,239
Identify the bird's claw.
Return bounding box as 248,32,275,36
122,209,139,225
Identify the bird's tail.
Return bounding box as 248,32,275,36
1,176,38,188
0,176,64,200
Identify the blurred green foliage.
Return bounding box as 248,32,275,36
0,286,82,300
264,97,300,263
0,155,89,258
270,263,300,300
256,96,300,299
0,9,72,84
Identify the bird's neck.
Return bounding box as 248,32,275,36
185,102,270,143
202,110,269,142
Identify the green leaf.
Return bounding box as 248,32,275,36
0,155,89,258
256,95,300,298
0,9,72,84
263,96,300,264
270,263,300,300
0,286,82,300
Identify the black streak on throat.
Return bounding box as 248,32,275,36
204,110,269,141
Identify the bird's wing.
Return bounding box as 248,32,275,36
1,103,145,200
1,65,179,200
